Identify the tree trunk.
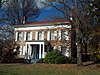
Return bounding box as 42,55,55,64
76,27,83,66
84,42,87,61
77,43,83,66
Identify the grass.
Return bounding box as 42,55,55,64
0,63,100,75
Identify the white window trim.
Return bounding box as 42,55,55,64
50,30,57,40
15,32,18,41
42,31,44,40
47,31,50,41
30,32,32,40
24,32,26,41
58,30,61,40
35,31,38,40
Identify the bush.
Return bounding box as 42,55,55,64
44,50,68,64
55,56,69,64
43,49,77,64
37,58,44,63
68,57,77,64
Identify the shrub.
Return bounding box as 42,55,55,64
55,56,69,64
68,57,77,64
37,58,44,63
44,50,69,64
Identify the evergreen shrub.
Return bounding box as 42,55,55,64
44,49,77,64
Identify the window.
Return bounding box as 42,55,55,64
50,31,57,40
26,32,30,40
53,46,57,50
61,30,69,40
17,32,23,41
38,31,44,40
61,46,69,56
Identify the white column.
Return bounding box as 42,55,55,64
27,44,30,59
29,45,32,55
25,44,27,59
25,44,27,53
23,46,26,55
39,44,41,59
42,44,45,58
28,44,30,55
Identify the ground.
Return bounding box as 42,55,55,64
0,63,100,75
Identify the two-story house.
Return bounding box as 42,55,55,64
14,20,77,62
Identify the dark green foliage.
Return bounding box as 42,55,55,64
44,50,63,64
55,56,68,64
44,50,77,64
37,58,44,63
68,57,77,64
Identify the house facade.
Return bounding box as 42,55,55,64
14,20,77,61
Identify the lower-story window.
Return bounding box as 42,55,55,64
61,46,69,57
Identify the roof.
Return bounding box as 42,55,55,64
15,20,71,27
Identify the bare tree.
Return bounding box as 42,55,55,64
3,0,40,25
40,0,95,66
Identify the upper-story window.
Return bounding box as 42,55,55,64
26,32,30,40
50,30,57,40
47,30,57,41
61,30,69,40
37,31,44,40
25,32,32,41
17,32,23,41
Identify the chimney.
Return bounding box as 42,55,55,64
21,16,26,24
23,16,26,24
70,9,73,20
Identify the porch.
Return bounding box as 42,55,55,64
24,41,52,63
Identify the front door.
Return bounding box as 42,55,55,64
31,45,39,62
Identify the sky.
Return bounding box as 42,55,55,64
35,7,63,21
1,0,62,22
35,0,63,21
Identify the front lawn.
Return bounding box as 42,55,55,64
0,63,100,75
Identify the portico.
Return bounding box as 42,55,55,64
25,41,45,60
